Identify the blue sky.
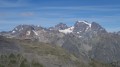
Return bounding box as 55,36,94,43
0,0,120,32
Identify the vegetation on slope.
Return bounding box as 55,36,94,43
0,54,44,67
0,36,118,67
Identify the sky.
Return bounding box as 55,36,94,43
0,0,120,32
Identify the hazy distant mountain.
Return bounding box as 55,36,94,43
0,20,120,67
117,31,120,35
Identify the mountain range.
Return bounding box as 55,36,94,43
0,20,120,67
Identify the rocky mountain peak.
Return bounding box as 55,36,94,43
91,22,106,33
10,24,46,38
13,24,33,30
49,23,68,31
54,23,68,30
56,21,106,35
12,25,34,34
1,21,107,38
75,21,91,27
73,21,91,32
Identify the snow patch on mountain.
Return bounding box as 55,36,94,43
85,26,90,31
26,31,31,35
12,31,16,33
59,26,74,34
77,21,91,27
32,30,38,35
77,32,80,34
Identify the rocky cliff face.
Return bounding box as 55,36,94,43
54,23,68,30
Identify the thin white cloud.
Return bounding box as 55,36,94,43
20,12,34,17
0,0,29,7
33,5,120,12
0,13,6,17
